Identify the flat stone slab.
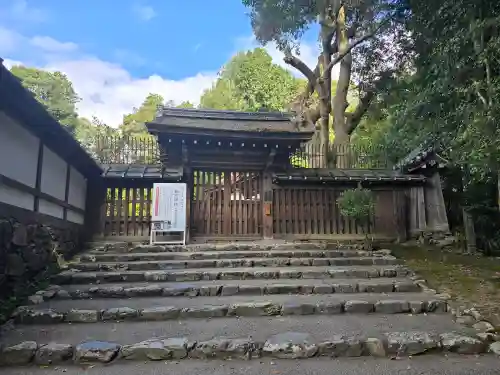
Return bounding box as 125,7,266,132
44,279,419,301
385,332,439,356
34,343,73,365
74,341,121,363
121,338,193,360
263,332,318,359
51,266,410,285
0,341,38,366
83,249,393,262
13,297,449,325
71,256,400,272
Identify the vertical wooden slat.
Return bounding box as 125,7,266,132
317,189,324,234
292,189,298,234
223,172,231,235
331,190,338,234
130,188,136,236
109,187,116,235
206,172,212,235
200,171,206,235
139,187,145,236
285,188,291,234
244,173,250,235
256,173,261,235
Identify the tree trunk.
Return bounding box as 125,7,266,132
332,5,352,168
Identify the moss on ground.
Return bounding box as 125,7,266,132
389,244,500,322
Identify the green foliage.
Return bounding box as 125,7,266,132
10,65,80,133
200,48,303,112
120,93,164,136
337,187,375,224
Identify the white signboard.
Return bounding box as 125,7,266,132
151,183,186,232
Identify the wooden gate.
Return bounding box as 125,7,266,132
191,170,263,239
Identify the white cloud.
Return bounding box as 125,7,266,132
1,27,217,127
132,4,156,21
45,58,216,126
30,36,78,53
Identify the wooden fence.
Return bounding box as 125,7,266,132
272,187,372,237
101,184,153,237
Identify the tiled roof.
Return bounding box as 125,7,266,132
147,107,314,134
100,164,183,180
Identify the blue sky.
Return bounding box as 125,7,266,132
0,0,320,126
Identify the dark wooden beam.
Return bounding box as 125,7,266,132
265,149,277,170
63,163,71,220
0,173,85,215
33,140,44,212
0,200,82,230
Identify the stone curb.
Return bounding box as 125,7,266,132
83,249,393,262
13,299,448,325
51,266,409,285
71,256,400,272
0,330,494,366
90,242,392,254
30,280,422,302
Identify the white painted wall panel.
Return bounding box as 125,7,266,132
38,199,64,219
67,209,84,224
68,167,87,209
41,146,67,200
0,184,34,210
0,111,39,187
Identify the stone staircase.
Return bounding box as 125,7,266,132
0,241,492,367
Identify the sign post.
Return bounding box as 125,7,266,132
150,183,187,245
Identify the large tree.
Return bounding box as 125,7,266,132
120,93,165,136
242,0,410,165
10,66,81,134
200,48,304,112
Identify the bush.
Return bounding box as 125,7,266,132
337,187,375,226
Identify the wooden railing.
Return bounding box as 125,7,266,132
83,135,161,165
85,135,390,170
289,143,390,169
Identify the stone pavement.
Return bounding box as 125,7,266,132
0,241,498,368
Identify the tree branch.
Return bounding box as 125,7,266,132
324,32,377,78
345,91,375,134
324,16,393,79
283,53,316,84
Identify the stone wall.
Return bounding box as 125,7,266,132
0,218,83,301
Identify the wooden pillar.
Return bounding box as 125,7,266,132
83,176,106,241
262,171,273,239
416,185,427,231
424,171,450,232
393,189,407,242
184,171,192,244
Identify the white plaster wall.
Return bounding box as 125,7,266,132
68,167,87,210
41,145,67,200
67,209,85,224
0,184,34,210
38,199,64,219
0,111,39,187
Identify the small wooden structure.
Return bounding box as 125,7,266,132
94,108,426,243
395,143,450,237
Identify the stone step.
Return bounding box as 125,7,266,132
71,256,400,272
40,278,420,301
13,293,448,325
52,265,410,285
0,314,483,366
84,249,392,262
0,330,490,366
89,242,362,254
